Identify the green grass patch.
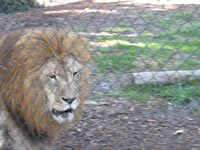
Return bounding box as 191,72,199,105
74,27,88,32
119,23,132,27
103,27,133,33
154,11,197,32
94,11,200,73
140,32,154,37
180,59,200,70
96,34,133,43
177,23,200,38
154,18,178,31
94,27,200,73
142,14,154,19
154,11,200,35
116,81,200,105
94,44,138,73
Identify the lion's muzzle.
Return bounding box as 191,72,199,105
51,96,80,123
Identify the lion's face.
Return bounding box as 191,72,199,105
32,56,83,124
1,28,90,137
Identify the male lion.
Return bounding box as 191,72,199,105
0,28,90,150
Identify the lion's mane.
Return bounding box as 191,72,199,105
0,28,90,139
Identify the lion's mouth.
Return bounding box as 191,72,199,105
52,108,74,116
51,98,79,123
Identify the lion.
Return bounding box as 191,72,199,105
0,28,90,150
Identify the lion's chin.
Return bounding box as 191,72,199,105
52,108,75,124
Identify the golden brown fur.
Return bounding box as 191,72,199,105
0,28,90,149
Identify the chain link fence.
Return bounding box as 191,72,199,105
0,0,200,150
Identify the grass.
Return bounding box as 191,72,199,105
74,27,88,32
180,59,200,70
94,14,200,73
94,44,138,73
103,27,133,33
102,23,133,33
93,12,200,106
112,81,200,105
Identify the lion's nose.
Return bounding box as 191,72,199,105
62,97,76,104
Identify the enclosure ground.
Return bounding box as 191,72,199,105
0,0,200,150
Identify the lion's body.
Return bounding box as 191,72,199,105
0,28,90,150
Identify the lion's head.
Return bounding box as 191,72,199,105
0,28,90,138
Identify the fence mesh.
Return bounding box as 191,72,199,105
0,0,200,150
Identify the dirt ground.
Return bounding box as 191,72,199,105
0,0,200,150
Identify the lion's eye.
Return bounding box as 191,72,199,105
72,72,79,77
49,75,56,79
